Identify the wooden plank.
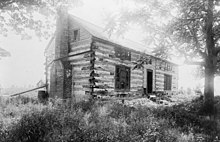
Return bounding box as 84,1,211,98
70,56,92,63
73,82,90,86
73,87,91,92
95,61,115,71
95,76,114,82
94,70,113,75
94,41,115,51
71,45,90,53
94,77,114,82
71,62,91,66
131,81,143,84
73,78,90,83
68,52,90,60
98,46,115,54
70,59,90,65
72,76,91,80
70,39,91,47
95,49,111,57
95,82,114,86
72,73,90,78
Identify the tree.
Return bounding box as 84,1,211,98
167,0,220,116
104,0,175,59
0,0,80,39
106,0,219,116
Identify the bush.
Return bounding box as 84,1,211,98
1,97,219,142
152,97,220,141
0,100,184,142
108,102,135,119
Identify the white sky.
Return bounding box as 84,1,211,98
0,0,211,93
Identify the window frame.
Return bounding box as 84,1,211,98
115,65,131,91
115,47,131,61
73,29,80,42
164,74,172,90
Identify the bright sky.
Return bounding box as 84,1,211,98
0,34,47,88
0,0,212,93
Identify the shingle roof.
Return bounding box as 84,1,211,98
70,14,151,54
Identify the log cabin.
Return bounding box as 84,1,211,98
45,10,178,102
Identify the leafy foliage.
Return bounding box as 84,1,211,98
0,0,80,39
104,0,175,59
1,96,220,142
106,0,220,114
153,97,220,141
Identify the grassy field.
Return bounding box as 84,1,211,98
0,94,220,142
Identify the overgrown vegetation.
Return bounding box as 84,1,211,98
0,95,219,142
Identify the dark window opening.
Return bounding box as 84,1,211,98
147,69,153,93
73,29,80,42
164,74,172,90
115,47,131,61
115,65,130,90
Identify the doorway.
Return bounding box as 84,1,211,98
147,69,153,93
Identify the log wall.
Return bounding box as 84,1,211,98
68,19,93,102
92,41,144,96
55,16,179,100
155,59,178,93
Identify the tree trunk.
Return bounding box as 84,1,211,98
203,0,215,116
204,66,215,115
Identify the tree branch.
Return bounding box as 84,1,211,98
184,60,205,66
0,0,16,9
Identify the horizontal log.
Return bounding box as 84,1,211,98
95,82,114,87
103,57,133,66
70,39,91,47
95,49,112,57
71,46,90,55
131,73,143,78
94,77,114,82
93,41,115,51
70,60,90,66
70,58,90,66
73,78,90,83
72,90,87,96
73,79,91,84
69,56,92,63
155,79,164,82
130,86,143,90
72,73,90,78
98,46,115,54
71,43,90,51
68,52,90,60
95,61,115,71
94,70,114,75
131,69,143,74
73,82,90,86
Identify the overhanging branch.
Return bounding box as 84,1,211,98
0,0,15,9
184,60,205,66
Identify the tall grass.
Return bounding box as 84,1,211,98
0,95,219,142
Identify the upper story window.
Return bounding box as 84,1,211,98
115,47,131,61
156,60,173,71
73,29,80,42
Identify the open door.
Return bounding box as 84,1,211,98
147,69,153,93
